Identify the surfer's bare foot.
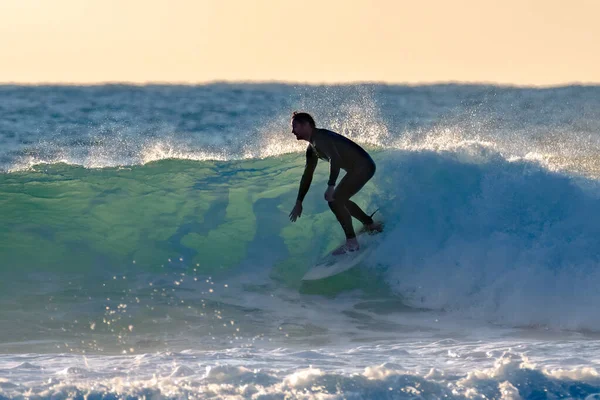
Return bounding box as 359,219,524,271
332,238,359,255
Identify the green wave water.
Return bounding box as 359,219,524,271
0,154,381,290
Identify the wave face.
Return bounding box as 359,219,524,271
4,147,600,331
1,156,351,280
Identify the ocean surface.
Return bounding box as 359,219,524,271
1,83,600,399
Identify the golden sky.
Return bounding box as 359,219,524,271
1,0,598,85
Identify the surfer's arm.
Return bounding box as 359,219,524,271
297,146,318,202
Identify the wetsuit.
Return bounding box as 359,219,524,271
296,128,376,239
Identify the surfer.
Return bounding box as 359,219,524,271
288,111,382,255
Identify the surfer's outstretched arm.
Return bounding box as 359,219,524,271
297,145,318,202
290,146,318,221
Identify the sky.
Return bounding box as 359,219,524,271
0,0,598,86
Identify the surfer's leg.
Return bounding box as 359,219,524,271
328,197,359,255
328,193,355,239
328,164,375,239
337,164,376,225
345,200,374,225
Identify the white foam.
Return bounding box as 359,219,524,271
366,147,600,331
2,344,600,399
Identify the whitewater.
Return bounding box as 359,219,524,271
2,83,600,399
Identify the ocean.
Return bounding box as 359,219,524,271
1,83,600,399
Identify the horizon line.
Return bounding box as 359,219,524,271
1,78,599,89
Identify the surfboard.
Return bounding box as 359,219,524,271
302,225,384,281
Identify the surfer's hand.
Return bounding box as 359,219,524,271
324,185,335,202
289,201,303,222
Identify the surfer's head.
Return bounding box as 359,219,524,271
291,111,315,141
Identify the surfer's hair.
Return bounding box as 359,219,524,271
292,111,316,128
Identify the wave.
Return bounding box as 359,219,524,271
2,143,600,331
369,147,600,331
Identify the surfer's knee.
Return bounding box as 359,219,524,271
332,187,351,204
328,199,343,213
328,197,346,207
